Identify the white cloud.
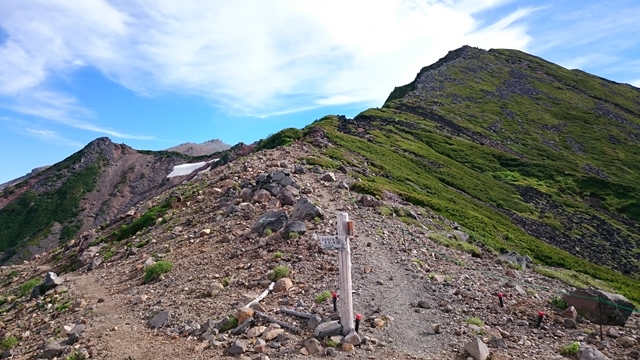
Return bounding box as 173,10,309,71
0,0,535,120
26,128,84,147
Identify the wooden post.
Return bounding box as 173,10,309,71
337,212,354,335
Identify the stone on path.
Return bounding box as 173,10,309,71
148,310,170,329
273,277,293,292
236,307,254,325
463,337,490,360
228,340,249,355
303,338,323,355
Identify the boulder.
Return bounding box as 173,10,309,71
279,190,296,206
283,221,307,237
313,321,342,338
252,210,288,236
562,288,635,326
358,194,383,207
252,189,272,203
44,272,64,288
463,337,490,360
239,188,253,202
321,172,336,182
291,198,324,222
148,310,170,329
497,251,531,270
576,346,610,360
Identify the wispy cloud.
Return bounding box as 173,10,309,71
0,0,535,121
25,128,84,147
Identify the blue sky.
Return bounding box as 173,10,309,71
1,0,639,184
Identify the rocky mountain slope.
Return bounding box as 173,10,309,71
166,139,231,156
0,143,638,360
0,138,214,263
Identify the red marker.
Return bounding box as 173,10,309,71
332,292,337,311
535,311,545,328
498,293,504,307
355,313,362,332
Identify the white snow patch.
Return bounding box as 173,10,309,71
167,160,214,178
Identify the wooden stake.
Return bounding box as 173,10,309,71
337,212,354,335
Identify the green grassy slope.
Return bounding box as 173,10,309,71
291,46,640,303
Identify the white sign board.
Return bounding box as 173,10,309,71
318,235,348,250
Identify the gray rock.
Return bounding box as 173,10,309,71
89,256,103,270
497,251,530,270
463,337,490,360
294,165,306,174
358,194,383,207
279,190,296,206
252,210,288,235
628,350,640,359
1,349,15,359
418,300,431,309
303,338,323,355
337,181,349,190
563,287,635,326
291,198,324,222
488,337,507,349
278,176,294,187
577,346,610,360
231,318,255,335
283,221,306,237
252,189,272,203
618,336,637,348
563,318,577,329
313,321,342,338
228,340,249,355
321,172,336,182
148,310,170,329
271,171,286,182
41,341,65,359
239,188,253,202
344,330,361,345
44,272,64,287
307,315,322,330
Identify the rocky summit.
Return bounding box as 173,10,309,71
1,46,640,359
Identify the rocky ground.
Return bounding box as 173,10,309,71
1,142,639,360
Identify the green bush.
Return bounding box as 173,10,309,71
466,317,484,327
550,296,568,309
144,260,174,283
20,278,41,297
315,290,331,303
559,341,580,356
270,265,291,282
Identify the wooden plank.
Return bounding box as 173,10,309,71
254,311,304,334
337,212,354,335
246,282,274,308
279,307,315,319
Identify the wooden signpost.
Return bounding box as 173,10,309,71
317,212,354,336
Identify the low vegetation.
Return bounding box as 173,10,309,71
270,265,291,282
144,261,174,284
0,335,18,351
20,278,41,297
315,290,331,303
559,341,580,356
